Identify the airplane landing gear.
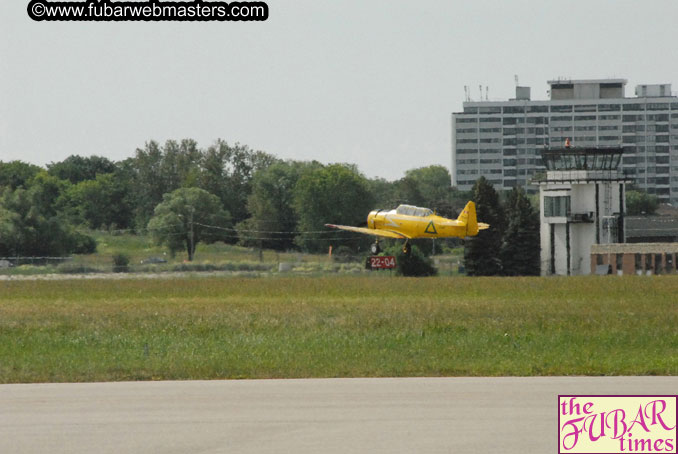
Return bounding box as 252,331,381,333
370,240,381,255
402,241,411,256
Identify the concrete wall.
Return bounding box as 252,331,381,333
540,179,626,276
571,223,594,275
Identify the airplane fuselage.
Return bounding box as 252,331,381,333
325,202,487,247
367,209,470,239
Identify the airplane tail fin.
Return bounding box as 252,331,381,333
457,201,479,236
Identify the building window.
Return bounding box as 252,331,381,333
575,104,597,112
616,254,623,273
544,196,570,217
648,103,670,111
478,107,501,114
634,253,642,272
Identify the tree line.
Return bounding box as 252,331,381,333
0,139,475,259
13,137,657,276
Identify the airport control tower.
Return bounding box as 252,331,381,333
536,142,631,275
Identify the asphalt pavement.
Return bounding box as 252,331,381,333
1,377,676,453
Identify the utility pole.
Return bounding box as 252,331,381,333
189,207,194,261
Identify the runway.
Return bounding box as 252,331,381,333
1,377,676,453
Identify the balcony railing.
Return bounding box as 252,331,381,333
567,212,595,223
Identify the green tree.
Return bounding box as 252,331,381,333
0,181,95,257
500,186,540,276
147,188,230,261
626,188,659,215
294,164,374,253
129,138,276,229
391,165,470,219
199,139,277,227
132,140,169,227
401,165,452,208
0,161,42,190
47,155,116,184
238,160,312,250
66,173,134,229
159,139,202,190
27,171,71,217
367,177,398,209
463,177,504,276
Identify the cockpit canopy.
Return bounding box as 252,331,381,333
395,204,433,217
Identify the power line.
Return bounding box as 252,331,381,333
193,222,336,235
83,222,366,242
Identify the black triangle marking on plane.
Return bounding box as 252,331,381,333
425,221,437,234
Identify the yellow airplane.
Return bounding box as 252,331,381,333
326,201,489,255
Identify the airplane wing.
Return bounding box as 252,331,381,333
325,224,410,239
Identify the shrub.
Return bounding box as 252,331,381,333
382,244,437,277
69,231,98,254
112,253,130,273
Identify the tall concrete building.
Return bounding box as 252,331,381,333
451,79,678,205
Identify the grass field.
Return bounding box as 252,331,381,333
0,231,465,276
1,275,677,383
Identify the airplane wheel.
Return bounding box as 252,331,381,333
402,242,411,256
370,242,381,255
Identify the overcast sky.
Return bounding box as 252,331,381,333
1,0,677,181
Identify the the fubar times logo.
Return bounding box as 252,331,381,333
559,395,677,453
